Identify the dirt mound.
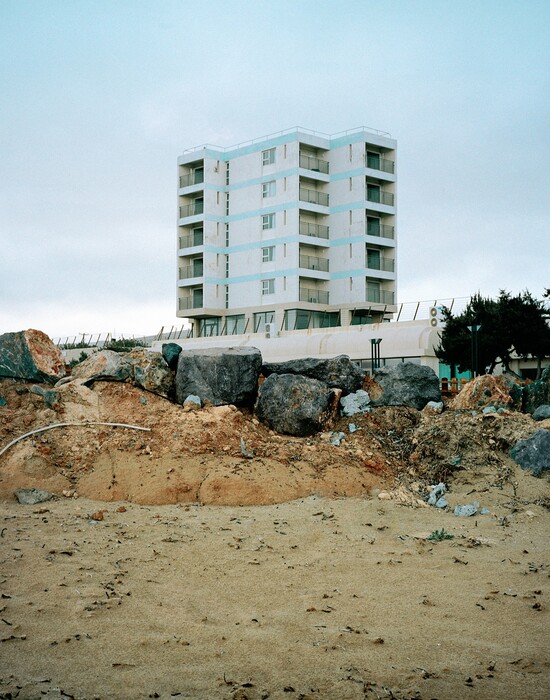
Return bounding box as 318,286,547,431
1,377,546,507
0,380,394,505
448,374,519,410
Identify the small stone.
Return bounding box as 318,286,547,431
14,488,53,505
454,502,480,517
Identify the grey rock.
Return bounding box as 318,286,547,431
510,429,550,477
128,349,174,398
255,373,336,437
330,431,346,446
176,347,262,407
162,342,182,371
0,329,66,384
70,350,134,386
340,389,371,416
262,355,365,395
454,502,480,517
533,405,550,421
373,362,441,410
428,482,446,506
523,366,550,414
14,488,53,505
425,400,444,414
348,423,357,433
482,406,497,414
183,394,201,410
30,385,60,409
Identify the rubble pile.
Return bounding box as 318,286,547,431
1,330,549,506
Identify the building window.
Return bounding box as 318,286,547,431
262,279,275,295
254,310,274,332
262,246,275,263
262,181,276,198
225,254,229,277
225,161,230,185
225,285,229,308
225,223,229,246
262,148,276,166
225,193,230,215
262,213,275,229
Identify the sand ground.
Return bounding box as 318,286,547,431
1,473,548,700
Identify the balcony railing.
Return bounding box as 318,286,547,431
299,153,329,174
366,256,395,273
299,254,329,272
366,288,395,305
299,221,329,239
366,222,394,239
179,171,204,188
366,189,394,206
179,231,204,248
365,154,394,174
299,287,329,304
179,262,204,279
179,294,204,310
299,187,329,207
179,201,204,218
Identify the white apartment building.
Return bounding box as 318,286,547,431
176,127,397,338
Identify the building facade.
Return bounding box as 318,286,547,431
176,127,397,338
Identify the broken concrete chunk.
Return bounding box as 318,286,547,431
340,390,371,416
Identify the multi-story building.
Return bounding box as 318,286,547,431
176,127,397,338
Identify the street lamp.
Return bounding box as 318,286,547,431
370,338,382,373
467,324,481,378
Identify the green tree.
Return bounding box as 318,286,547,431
436,290,550,378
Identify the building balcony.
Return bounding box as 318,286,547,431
179,230,204,249
366,221,394,239
366,288,395,305
366,256,395,273
299,220,329,239
299,254,329,272
179,292,204,311
179,261,204,280
365,153,394,174
299,187,329,207
299,287,330,304
299,153,329,174
179,201,204,218
366,189,394,207
179,171,204,188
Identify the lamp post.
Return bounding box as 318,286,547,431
370,338,382,373
467,324,481,378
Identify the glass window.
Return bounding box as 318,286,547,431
262,148,276,166
262,279,275,295
254,311,274,332
262,213,275,229
262,246,275,263
262,181,276,198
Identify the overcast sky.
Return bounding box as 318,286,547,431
1,0,549,340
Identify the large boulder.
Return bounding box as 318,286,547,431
261,355,365,395
69,350,134,386
255,373,336,436
175,347,262,407
128,349,174,398
372,362,441,410
0,329,66,384
510,429,550,477
524,366,550,414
